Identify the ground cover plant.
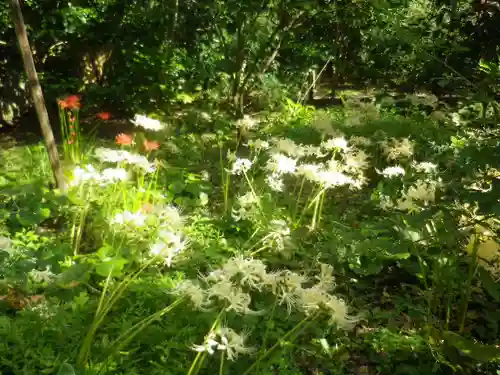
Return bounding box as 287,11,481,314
0,0,500,374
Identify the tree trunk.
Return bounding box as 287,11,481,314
10,0,65,191
308,69,316,102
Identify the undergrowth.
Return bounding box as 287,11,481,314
0,94,499,375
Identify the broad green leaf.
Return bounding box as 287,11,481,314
169,181,185,194
57,363,76,375
478,268,500,301
443,331,500,362
95,258,127,277
97,244,115,260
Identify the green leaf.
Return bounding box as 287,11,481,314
391,252,411,260
40,207,51,219
57,263,91,287
478,268,500,301
57,363,76,375
443,331,500,362
97,244,115,260
95,258,127,277
169,181,185,194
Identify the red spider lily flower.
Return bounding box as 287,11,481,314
96,112,111,120
116,133,134,146
58,95,81,110
71,132,76,137
143,140,160,152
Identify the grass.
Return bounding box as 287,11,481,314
0,93,499,375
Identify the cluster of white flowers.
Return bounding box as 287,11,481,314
69,164,130,187
381,137,414,161
95,148,156,173
266,153,297,175
111,210,148,227
266,174,285,192
321,137,349,152
378,166,406,178
264,152,297,192
174,256,354,329
380,179,439,211
261,136,367,193
235,115,259,132
271,137,323,158
231,158,253,175
132,114,165,131
412,161,438,173
298,161,364,190
232,192,260,221
150,229,188,267
247,139,270,152
149,205,188,267
398,180,438,209
378,158,441,211
261,219,292,253
192,326,252,361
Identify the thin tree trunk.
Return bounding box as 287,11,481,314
10,0,65,191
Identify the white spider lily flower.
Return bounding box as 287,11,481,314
394,180,438,211
94,148,155,173
132,114,165,131
406,180,437,202
377,166,406,178
412,161,438,173
235,115,258,131
207,280,253,314
266,173,285,192
125,153,156,173
191,331,222,355
247,139,269,151
343,150,370,172
315,263,335,291
192,328,252,361
151,230,188,266
155,205,185,231
297,163,323,182
321,137,349,152
382,137,414,160
275,138,305,157
101,168,129,183
111,210,147,227
70,164,101,186
263,219,292,252
266,153,297,175
316,170,355,188
237,191,259,207
222,255,268,290
231,158,253,175
95,148,130,163
173,280,206,310
215,327,253,360
302,145,323,157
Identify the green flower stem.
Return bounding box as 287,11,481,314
242,313,317,375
